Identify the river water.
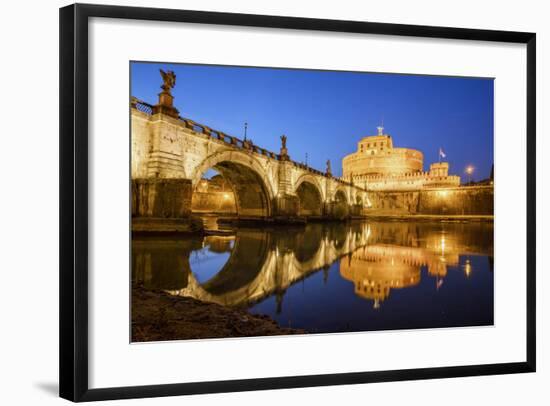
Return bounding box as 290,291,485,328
132,220,494,334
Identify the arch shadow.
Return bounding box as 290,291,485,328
296,180,323,217
192,151,274,218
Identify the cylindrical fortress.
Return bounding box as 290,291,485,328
342,130,423,179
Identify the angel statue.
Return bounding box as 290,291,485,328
326,159,332,174
160,69,176,92
280,134,287,149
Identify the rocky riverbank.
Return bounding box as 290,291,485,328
132,286,305,342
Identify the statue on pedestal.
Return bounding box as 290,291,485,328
279,134,289,160
326,159,332,176
153,69,179,118
160,69,176,92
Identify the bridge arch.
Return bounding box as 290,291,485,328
191,150,275,217
332,187,350,219
295,175,324,217
333,187,349,205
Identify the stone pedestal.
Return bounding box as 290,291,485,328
152,91,179,118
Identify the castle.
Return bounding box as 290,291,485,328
342,126,461,191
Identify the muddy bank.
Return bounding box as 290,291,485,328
132,286,305,342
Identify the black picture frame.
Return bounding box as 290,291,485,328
59,3,536,402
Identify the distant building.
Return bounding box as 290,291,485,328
191,175,237,214
342,126,461,191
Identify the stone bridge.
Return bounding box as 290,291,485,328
131,88,368,230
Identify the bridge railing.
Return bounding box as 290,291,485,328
289,161,359,188
131,98,154,115
177,115,282,160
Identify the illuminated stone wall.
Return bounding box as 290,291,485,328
418,185,494,215
367,185,494,215
368,190,420,213
131,109,151,178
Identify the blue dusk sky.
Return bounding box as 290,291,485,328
131,62,494,180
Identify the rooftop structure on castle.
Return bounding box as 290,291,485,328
342,126,461,191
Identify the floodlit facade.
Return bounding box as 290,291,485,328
342,127,461,191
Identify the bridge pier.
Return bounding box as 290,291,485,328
273,194,300,218
132,178,203,233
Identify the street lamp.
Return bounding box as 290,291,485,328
465,165,474,185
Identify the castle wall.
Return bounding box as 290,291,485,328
343,147,423,178
354,171,461,192
368,185,493,215
418,186,494,215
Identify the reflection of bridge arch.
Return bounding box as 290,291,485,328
295,176,323,217
168,224,372,307
200,232,269,296
177,231,272,306
192,150,275,217
293,225,324,263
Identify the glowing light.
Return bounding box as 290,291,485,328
437,190,449,198
464,259,472,277
223,193,230,200
465,165,474,175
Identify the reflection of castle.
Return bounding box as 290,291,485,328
340,247,421,308
339,233,463,308
342,127,461,191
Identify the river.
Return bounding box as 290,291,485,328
132,220,494,334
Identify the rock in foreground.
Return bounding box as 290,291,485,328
132,286,304,342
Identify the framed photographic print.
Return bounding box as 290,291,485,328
59,3,536,402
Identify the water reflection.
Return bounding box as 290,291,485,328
132,221,494,332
